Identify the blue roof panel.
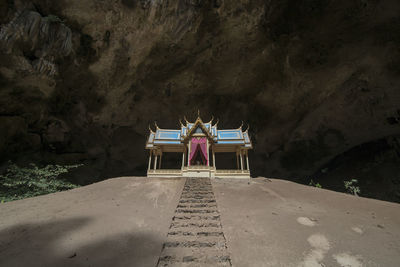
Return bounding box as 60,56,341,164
218,130,243,140
154,140,182,144
218,140,245,144
156,130,181,140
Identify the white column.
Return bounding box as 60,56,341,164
207,139,210,166
181,150,185,169
148,150,152,171
246,151,250,171
188,141,191,166
159,153,162,169
240,150,244,171
212,149,216,169
154,153,158,170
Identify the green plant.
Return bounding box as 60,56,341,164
309,179,322,188
0,162,82,203
344,179,360,196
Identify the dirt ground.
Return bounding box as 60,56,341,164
0,177,399,267
0,177,184,267
214,178,400,267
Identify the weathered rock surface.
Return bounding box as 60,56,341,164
0,177,399,266
0,0,400,201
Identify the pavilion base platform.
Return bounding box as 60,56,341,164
145,114,253,180
147,166,250,179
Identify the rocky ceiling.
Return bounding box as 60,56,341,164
0,0,399,201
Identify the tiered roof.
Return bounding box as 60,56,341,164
146,115,252,149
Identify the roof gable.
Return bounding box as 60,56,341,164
183,117,213,142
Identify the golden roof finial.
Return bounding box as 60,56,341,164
149,124,154,133
214,118,219,127
208,115,214,124
184,116,189,124
245,124,250,132
196,109,202,122
154,121,160,129
179,118,184,127
238,121,243,129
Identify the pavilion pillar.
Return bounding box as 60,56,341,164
187,141,191,166
148,150,152,171
181,150,185,169
207,140,210,166
212,149,216,169
236,153,239,169
246,150,250,171
240,150,244,171
159,153,162,169
154,153,158,170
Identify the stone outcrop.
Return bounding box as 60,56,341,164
0,0,399,201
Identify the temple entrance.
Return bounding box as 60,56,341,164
189,137,208,166
191,147,207,165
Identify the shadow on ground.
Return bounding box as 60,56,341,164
0,217,163,267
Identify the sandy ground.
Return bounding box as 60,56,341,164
0,176,399,267
0,177,184,267
214,178,400,267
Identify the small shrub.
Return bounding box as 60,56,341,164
0,162,81,202
309,179,322,188
344,179,361,196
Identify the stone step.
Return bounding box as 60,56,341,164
177,204,218,209
180,195,215,200
163,240,227,249
167,231,224,237
179,199,216,203
179,197,215,201
182,192,213,195
170,222,221,228
175,209,219,214
172,215,221,221
158,254,231,266
182,188,213,190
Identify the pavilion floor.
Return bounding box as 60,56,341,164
147,166,250,178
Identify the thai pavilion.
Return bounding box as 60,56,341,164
145,114,252,178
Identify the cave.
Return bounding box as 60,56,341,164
0,0,400,203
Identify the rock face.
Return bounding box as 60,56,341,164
1,177,400,266
0,0,400,201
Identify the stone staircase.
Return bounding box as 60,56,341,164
157,178,232,266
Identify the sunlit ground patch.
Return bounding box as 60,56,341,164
297,217,317,227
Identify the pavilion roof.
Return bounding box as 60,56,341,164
145,114,252,149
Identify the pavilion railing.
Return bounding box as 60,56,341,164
148,169,182,174
184,166,214,170
215,169,250,174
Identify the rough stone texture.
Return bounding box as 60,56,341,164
0,0,400,201
213,178,400,267
0,177,185,267
0,177,399,266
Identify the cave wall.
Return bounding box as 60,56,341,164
0,0,400,199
